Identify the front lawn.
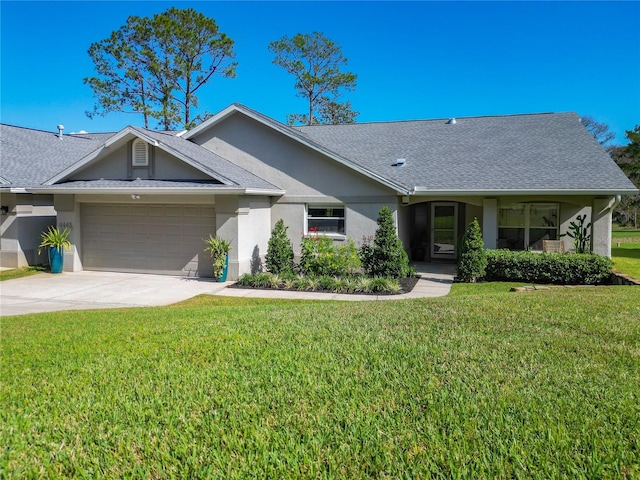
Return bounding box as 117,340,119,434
612,243,640,280
0,266,47,281
612,226,640,239
2,290,639,478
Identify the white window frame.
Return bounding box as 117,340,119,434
305,205,346,238
498,203,559,251
132,139,149,167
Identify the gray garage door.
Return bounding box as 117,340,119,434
82,203,216,276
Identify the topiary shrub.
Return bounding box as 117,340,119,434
265,219,295,275
485,249,613,285
456,218,487,282
360,206,411,278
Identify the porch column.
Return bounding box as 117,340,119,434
215,196,240,280
591,197,615,257
482,198,498,249
54,194,82,272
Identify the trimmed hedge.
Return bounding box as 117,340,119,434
485,249,613,285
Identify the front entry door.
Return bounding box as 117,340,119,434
431,203,458,259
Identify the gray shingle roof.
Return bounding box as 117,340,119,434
1,124,280,192
2,109,636,196
0,125,106,187
294,112,637,193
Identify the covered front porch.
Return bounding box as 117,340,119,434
400,196,618,261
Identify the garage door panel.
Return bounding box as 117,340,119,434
82,203,216,276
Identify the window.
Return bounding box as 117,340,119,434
306,206,345,235
132,139,149,167
498,203,558,251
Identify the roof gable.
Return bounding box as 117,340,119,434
184,103,411,194
41,126,279,192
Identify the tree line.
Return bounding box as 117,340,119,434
85,7,638,226
84,7,357,131
581,116,640,227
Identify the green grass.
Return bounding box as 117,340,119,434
612,243,640,279
0,266,47,281
2,291,639,478
612,227,640,239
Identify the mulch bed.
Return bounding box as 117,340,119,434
228,275,420,296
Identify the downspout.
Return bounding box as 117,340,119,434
609,195,622,249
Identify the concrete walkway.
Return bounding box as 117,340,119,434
0,263,455,316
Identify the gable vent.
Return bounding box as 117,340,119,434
132,139,149,167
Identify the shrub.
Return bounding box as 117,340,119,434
369,277,393,293
331,278,348,293
294,276,313,291
237,273,254,286
299,236,361,277
485,250,613,285
317,276,335,291
266,219,295,275
456,218,487,282
360,206,411,278
251,272,278,288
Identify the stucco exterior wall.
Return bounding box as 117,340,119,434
192,113,403,262
0,192,55,268
192,113,395,197
592,197,616,257
270,198,402,257
237,197,271,275
72,144,130,180
153,150,213,180
70,143,212,181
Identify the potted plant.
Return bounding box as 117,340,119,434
38,226,72,274
204,235,232,281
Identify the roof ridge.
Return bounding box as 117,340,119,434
294,111,573,129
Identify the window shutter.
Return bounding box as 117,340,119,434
132,139,149,167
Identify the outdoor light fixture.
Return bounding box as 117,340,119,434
131,194,140,200
1,206,8,214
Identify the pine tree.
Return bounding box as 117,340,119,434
456,218,487,282
360,206,410,278
265,219,295,275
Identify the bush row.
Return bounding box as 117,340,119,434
484,249,613,285
238,273,403,294
266,207,412,279
299,236,361,277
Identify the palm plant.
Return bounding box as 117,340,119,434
38,226,72,274
203,235,232,279
37,226,72,254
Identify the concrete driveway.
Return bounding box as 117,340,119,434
0,271,227,316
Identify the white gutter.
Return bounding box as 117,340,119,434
26,186,285,196
410,187,639,196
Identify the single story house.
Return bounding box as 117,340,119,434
1,103,637,278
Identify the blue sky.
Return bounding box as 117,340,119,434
1,1,639,144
